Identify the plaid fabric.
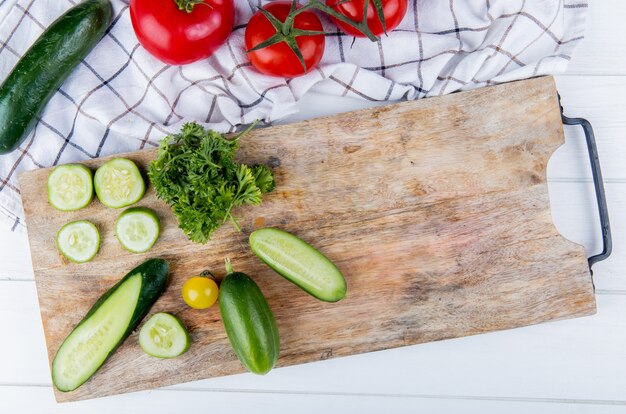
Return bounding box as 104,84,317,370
0,0,587,232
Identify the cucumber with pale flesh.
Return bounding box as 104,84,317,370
47,164,93,211
52,258,169,392
139,313,190,358
94,158,145,208
56,220,100,263
249,228,347,302
115,207,160,253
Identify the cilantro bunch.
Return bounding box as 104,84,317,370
148,122,275,244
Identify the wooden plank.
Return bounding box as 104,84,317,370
5,386,626,414
3,4,626,410
3,72,618,295
4,281,626,402
289,76,626,181
18,76,595,401
552,76,626,180
548,181,625,292
6,75,626,283
565,1,626,76
3,179,624,288
0,228,32,280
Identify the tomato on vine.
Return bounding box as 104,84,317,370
245,1,326,77
326,0,408,37
130,0,235,65
245,0,400,77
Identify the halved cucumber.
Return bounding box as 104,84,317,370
94,158,145,208
249,228,347,302
47,164,93,211
56,220,100,263
115,207,160,253
52,258,169,392
139,313,190,358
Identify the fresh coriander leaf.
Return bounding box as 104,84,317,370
252,165,276,193
148,121,273,244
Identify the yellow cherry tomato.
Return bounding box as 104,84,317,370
182,276,219,309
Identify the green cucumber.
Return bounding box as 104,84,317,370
115,207,160,253
219,259,279,375
249,228,347,302
0,0,112,155
56,220,100,263
94,158,146,208
47,164,94,211
52,258,169,392
139,313,190,358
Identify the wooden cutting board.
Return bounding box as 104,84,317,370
19,76,595,402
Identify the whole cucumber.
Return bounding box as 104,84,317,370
219,259,280,375
0,0,112,155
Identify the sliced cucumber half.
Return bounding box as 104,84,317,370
56,220,100,263
52,259,169,391
94,158,145,208
53,273,141,391
249,228,347,302
139,312,190,358
47,164,93,211
115,207,160,253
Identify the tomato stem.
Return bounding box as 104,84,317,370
248,1,323,72
200,270,217,281
174,0,211,13
308,0,382,40
371,0,388,34
247,0,387,74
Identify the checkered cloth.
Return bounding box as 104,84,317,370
0,0,587,232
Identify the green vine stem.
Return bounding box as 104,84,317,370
248,0,387,73
305,0,382,41
224,258,234,275
174,0,211,13
200,270,217,281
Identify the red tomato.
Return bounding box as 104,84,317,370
245,1,325,77
130,0,235,65
326,0,408,37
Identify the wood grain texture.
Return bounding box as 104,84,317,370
18,76,595,402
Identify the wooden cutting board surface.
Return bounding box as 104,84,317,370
19,76,595,402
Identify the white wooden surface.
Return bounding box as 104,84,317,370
2,2,626,413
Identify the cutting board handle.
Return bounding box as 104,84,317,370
559,94,612,272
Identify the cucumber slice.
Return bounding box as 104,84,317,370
56,220,100,263
249,228,347,302
139,313,190,358
47,164,93,211
94,158,145,208
115,207,160,253
52,258,169,392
